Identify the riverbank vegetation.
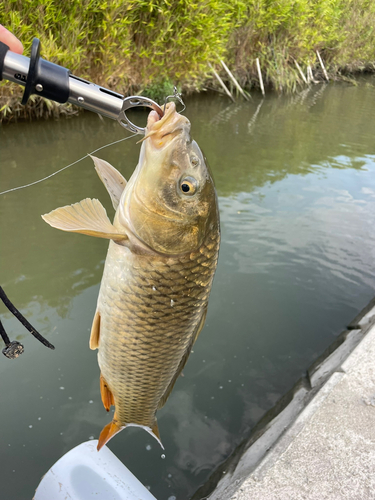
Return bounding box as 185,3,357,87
1,0,375,120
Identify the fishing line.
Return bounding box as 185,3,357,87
0,133,138,196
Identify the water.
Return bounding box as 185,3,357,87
1,80,375,499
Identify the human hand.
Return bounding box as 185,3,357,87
0,25,23,54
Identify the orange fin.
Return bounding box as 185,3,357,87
97,416,122,451
100,373,114,412
97,418,163,451
90,310,100,350
151,421,162,444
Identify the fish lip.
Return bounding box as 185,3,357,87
147,109,162,128
147,101,175,129
144,102,190,145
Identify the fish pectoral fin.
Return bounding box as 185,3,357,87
100,373,115,412
42,198,127,241
90,310,101,350
89,155,127,210
97,413,122,451
158,306,208,410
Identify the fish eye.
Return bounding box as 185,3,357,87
179,176,198,196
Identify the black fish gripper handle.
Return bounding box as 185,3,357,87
21,37,70,105
0,41,10,81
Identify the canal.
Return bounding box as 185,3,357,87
1,79,375,499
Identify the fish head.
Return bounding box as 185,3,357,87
118,102,218,255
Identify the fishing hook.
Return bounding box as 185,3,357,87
164,86,186,114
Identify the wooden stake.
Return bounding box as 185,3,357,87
306,65,311,83
294,59,308,84
219,59,250,100
209,63,235,102
316,50,329,81
256,58,265,95
306,65,319,84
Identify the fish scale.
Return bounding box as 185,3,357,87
97,230,219,426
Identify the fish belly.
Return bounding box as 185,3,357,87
96,231,219,428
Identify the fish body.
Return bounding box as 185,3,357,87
42,103,220,449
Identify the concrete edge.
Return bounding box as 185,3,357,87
307,329,362,388
251,371,345,481
193,298,375,500
342,318,375,372
348,302,375,329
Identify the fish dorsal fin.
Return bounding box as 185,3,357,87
89,155,127,210
158,306,208,410
42,198,127,241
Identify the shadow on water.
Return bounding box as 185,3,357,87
1,78,375,499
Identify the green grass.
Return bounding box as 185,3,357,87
1,0,375,120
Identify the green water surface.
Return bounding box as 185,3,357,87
1,81,375,499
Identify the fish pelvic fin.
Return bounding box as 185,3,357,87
100,373,114,412
90,310,100,350
89,155,127,211
42,198,127,242
97,415,122,451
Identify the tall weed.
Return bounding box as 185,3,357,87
1,0,375,119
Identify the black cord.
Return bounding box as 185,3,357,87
0,286,55,350
0,317,10,345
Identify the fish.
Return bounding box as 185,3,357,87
42,102,220,450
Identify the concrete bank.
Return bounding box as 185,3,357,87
199,301,375,500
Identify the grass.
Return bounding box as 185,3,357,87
1,0,375,120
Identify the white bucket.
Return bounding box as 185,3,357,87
33,440,157,500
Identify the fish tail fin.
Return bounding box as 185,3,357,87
147,420,164,450
152,420,161,442
97,414,122,451
97,416,164,451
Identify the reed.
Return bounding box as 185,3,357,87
1,0,375,120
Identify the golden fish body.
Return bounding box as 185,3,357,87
97,228,219,441
42,102,220,449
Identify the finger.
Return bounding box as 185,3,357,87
0,25,23,54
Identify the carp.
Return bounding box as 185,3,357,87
42,102,220,450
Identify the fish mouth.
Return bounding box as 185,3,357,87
143,102,190,147
147,108,162,128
